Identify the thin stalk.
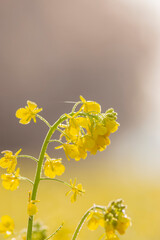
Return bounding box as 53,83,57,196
40,177,84,194
40,177,71,188
20,176,34,185
49,139,63,144
72,205,106,240
44,222,64,240
37,114,51,128
18,155,38,163
26,114,68,240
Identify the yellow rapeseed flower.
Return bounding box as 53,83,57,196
16,100,42,124
0,149,21,173
27,192,39,216
66,178,85,203
87,211,105,231
43,153,65,178
116,216,131,235
82,134,110,155
27,203,38,216
105,232,119,240
1,168,20,191
80,96,101,113
0,215,14,237
56,142,87,161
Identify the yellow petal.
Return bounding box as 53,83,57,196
27,100,37,110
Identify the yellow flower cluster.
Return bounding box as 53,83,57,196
56,96,119,161
0,215,14,238
87,200,131,239
0,150,21,191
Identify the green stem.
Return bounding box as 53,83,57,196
18,155,38,163
72,205,106,240
72,101,82,112
26,114,68,240
44,222,64,240
49,139,63,144
40,177,84,194
40,177,71,188
20,176,34,185
37,114,51,128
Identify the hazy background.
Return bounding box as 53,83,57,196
0,1,160,239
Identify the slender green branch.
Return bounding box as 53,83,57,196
57,127,73,142
26,114,68,240
37,114,51,128
20,176,34,185
44,222,64,240
72,101,82,112
40,177,71,188
49,139,63,144
72,205,106,240
40,177,84,194
18,155,38,163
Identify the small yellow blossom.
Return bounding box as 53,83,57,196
43,153,65,178
82,134,110,155
16,100,42,124
116,216,131,235
80,96,101,113
105,232,119,240
87,211,105,231
27,192,39,216
0,149,21,173
1,168,20,191
27,203,38,216
56,143,87,161
66,178,85,203
0,215,14,237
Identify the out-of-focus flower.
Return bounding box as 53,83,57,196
105,232,119,240
16,100,42,124
87,200,131,240
1,168,20,191
116,215,131,235
104,200,131,237
0,215,14,237
0,149,21,173
66,178,85,203
43,153,65,178
87,211,105,230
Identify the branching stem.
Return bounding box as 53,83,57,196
72,205,106,240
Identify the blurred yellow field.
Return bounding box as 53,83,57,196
1,160,160,240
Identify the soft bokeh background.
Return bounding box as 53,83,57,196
0,0,160,239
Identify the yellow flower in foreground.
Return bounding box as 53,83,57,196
87,211,105,231
0,149,21,173
80,96,101,113
43,153,65,178
1,168,20,191
27,192,39,216
0,215,14,237
16,100,42,124
66,178,85,203
105,232,119,240
116,216,131,235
